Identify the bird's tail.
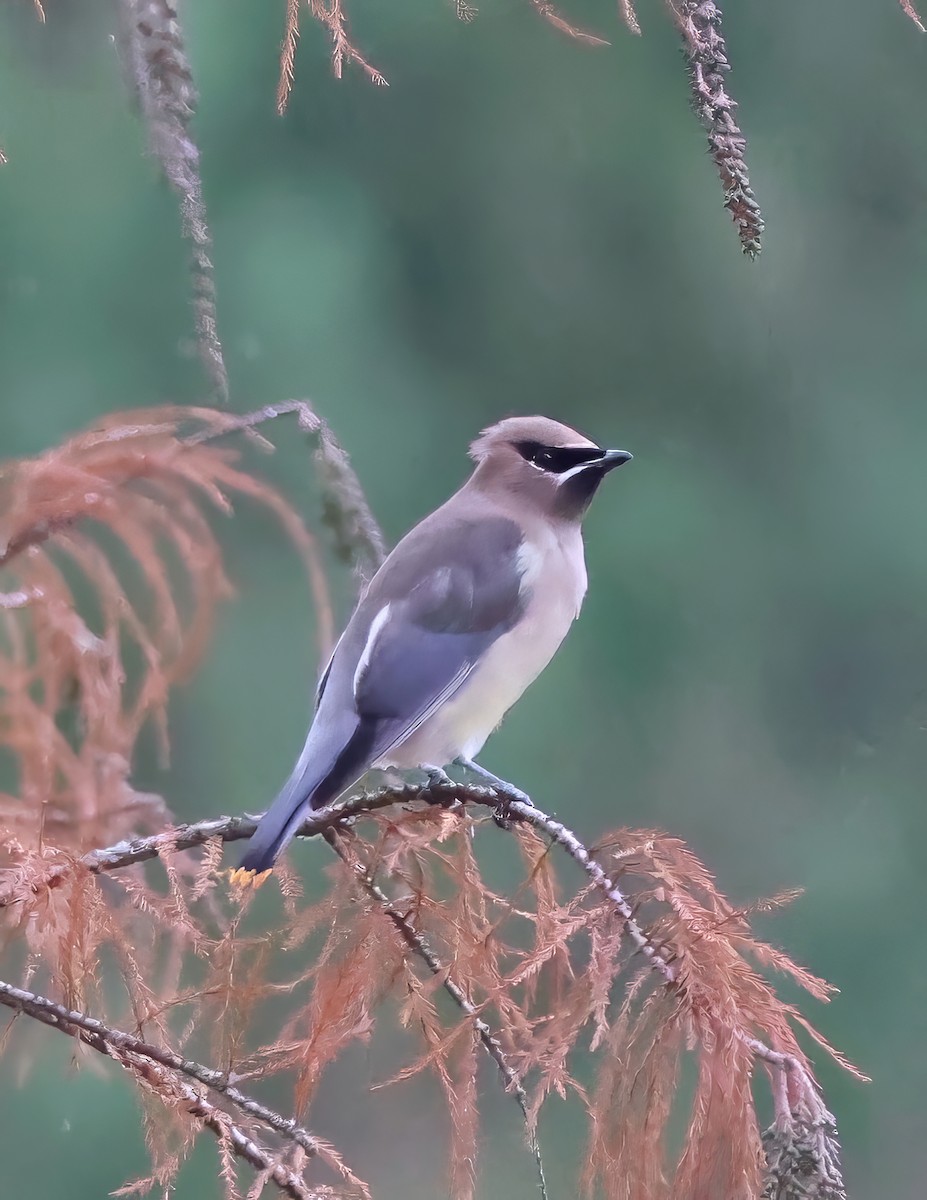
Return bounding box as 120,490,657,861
237,723,375,876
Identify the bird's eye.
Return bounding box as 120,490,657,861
513,440,604,474
514,441,560,471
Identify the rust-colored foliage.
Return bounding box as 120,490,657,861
0,406,328,861
0,407,329,1010
0,410,855,1199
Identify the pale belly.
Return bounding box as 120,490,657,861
381,530,587,768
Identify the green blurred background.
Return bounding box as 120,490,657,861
2,0,926,1195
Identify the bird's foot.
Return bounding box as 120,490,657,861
419,765,461,809
423,764,454,788
454,758,533,828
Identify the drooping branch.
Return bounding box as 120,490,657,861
186,399,387,577
323,828,549,1200
672,0,764,257
118,0,228,401
0,978,370,1199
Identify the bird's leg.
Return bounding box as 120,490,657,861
454,757,534,828
454,758,533,805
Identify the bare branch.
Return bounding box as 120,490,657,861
132,1064,316,1200
0,978,369,1198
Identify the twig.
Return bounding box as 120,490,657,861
278,0,301,114
186,399,387,578
129,1058,315,1200
526,0,610,46
0,589,40,610
0,979,369,1198
323,829,549,1200
746,1036,847,1199
118,0,229,401
673,0,764,257
900,0,926,33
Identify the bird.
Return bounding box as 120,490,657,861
235,415,632,879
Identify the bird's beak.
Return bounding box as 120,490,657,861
599,448,633,472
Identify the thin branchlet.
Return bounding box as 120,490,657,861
672,0,764,257
900,0,926,32
312,426,387,578
186,400,387,578
118,0,229,400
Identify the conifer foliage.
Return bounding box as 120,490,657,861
0,405,859,1199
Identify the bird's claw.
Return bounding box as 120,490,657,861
491,784,532,829
453,757,533,825
420,765,457,806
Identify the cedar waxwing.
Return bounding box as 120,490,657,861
237,416,632,876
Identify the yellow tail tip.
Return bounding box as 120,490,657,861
227,866,273,890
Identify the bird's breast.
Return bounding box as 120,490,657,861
386,527,587,767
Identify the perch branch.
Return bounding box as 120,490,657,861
2,786,848,1194
2,782,832,1098
1,781,674,985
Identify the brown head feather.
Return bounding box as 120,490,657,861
466,415,624,522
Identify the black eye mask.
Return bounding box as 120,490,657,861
513,441,605,474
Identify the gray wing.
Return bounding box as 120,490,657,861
347,513,526,758
239,512,525,872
